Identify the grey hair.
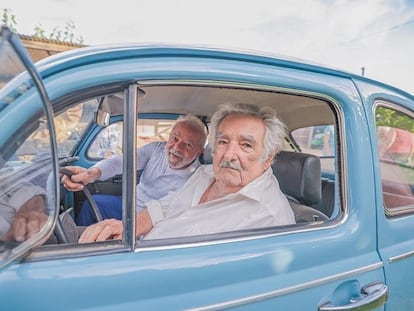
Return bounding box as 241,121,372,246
174,114,208,149
209,103,286,161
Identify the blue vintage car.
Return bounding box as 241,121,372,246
1,26,414,310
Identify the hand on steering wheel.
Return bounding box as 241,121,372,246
59,167,103,223
55,168,104,244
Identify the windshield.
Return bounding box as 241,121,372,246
14,99,98,161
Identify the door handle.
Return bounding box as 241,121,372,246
318,281,388,311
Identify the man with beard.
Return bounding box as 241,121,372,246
78,103,295,242
62,115,207,225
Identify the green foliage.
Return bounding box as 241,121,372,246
33,24,47,39
376,106,414,133
2,7,84,44
2,8,17,31
38,21,84,44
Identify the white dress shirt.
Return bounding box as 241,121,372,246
94,142,200,211
145,165,295,240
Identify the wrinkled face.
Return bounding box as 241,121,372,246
165,122,203,169
213,114,274,192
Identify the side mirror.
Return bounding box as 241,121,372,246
95,109,110,127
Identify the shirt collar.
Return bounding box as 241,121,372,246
237,168,274,202
202,166,274,202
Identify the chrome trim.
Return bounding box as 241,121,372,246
385,205,414,217
389,249,414,263
123,85,137,250
134,219,342,253
318,281,388,311
189,262,384,311
25,241,126,262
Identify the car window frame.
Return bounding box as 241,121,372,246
374,100,414,218
0,27,60,269
25,81,346,261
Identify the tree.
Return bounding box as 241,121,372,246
35,21,84,44
1,8,84,44
376,106,414,133
1,8,17,32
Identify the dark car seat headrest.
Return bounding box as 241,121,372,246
272,151,321,205
201,143,213,164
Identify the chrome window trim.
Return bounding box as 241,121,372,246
123,85,137,250
134,79,347,251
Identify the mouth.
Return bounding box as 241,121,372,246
169,151,183,161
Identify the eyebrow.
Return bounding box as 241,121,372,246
240,134,257,145
216,133,257,144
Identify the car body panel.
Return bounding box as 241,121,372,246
2,28,414,309
354,79,414,309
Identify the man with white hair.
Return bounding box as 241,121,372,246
62,114,207,225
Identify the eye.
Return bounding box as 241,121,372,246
185,142,193,150
241,142,254,152
216,139,228,145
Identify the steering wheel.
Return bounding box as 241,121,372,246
55,168,103,243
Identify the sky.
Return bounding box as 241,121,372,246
2,0,414,95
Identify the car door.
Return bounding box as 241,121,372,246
358,79,414,310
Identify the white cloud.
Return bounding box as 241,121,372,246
2,0,414,93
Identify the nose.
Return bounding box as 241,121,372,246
223,141,238,161
172,139,185,150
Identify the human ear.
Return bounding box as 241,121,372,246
263,153,275,169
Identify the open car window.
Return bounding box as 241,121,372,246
88,118,178,159
131,84,340,245
1,81,341,259
14,100,97,162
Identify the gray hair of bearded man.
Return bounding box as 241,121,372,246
209,103,286,161
173,114,208,150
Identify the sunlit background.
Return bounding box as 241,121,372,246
2,0,414,94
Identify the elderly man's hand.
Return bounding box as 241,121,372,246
3,195,48,242
78,219,123,243
78,209,154,243
60,166,101,192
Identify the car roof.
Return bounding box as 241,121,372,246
36,43,413,98
3,42,413,134
37,43,354,78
